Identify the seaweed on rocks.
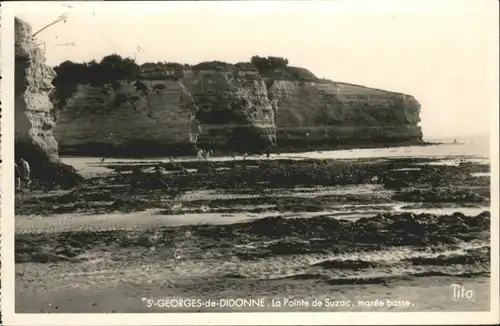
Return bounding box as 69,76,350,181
15,211,490,264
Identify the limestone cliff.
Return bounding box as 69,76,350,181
53,63,422,157
15,17,82,186
267,80,422,151
54,63,277,156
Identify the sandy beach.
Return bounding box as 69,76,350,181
14,140,491,313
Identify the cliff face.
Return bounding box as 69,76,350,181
53,64,422,157
15,18,82,186
267,80,422,151
54,65,277,156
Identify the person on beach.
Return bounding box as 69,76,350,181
155,164,165,177
154,165,171,190
15,163,21,191
19,158,32,188
197,149,204,161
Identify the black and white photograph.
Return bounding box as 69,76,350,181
1,1,499,325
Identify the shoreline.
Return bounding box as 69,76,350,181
56,140,435,159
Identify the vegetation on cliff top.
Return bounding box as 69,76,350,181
250,56,320,82
52,54,139,107
52,54,320,108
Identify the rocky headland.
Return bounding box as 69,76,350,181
51,57,423,157
15,17,83,187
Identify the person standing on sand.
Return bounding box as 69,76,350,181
197,148,204,161
20,158,31,188
154,165,171,189
15,163,21,191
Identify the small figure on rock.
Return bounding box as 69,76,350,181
155,164,166,178
19,158,31,189
197,149,204,161
15,163,21,191
131,166,146,188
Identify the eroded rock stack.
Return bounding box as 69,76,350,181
15,17,82,187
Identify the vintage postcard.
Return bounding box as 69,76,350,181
1,1,499,325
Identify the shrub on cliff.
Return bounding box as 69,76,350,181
53,54,140,107
269,66,320,82
192,61,235,71
99,54,139,81
51,60,85,109
249,56,319,82
192,61,259,75
235,62,258,71
141,62,190,71
250,55,289,73
139,62,186,79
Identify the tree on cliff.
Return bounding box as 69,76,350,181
53,54,141,107
250,55,289,73
100,54,139,82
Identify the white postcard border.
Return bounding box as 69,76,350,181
1,1,499,325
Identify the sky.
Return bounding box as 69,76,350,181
12,0,499,139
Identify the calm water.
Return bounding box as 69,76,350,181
61,136,491,176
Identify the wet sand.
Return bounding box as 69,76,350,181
15,144,491,313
